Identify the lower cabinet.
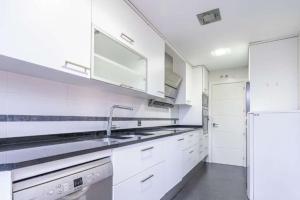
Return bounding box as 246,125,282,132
113,162,166,200
112,129,208,200
183,145,198,176
164,135,185,191
203,134,209,157
112,139,165,185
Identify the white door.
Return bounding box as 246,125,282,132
210,82,246,166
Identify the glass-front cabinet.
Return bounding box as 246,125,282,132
92,28,147,92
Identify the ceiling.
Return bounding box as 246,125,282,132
128,0,300,70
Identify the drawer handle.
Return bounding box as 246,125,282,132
177,138,184,141
141,174,154,183
121,33,134,44
63,61,89,75
157,91,165,95
189,134,193,137
189,150,194,154
141,146,154,152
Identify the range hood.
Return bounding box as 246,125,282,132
148,53,182,108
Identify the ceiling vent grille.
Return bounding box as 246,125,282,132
197,8,221,25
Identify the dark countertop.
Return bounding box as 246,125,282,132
0,125,202,171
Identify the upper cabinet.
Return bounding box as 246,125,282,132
178,67,203,125
174,62,193,105
92,28,147,92
0,0,165,97
92,0,165,96
249,36,298,111
0,0,92,78
202,67,209,94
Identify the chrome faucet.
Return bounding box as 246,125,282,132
107,105,134,136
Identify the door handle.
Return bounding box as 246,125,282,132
212,123,220,127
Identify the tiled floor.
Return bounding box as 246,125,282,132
172,163,248,200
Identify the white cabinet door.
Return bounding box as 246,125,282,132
92,0,130,48
182,145,197,176
202,67,209,94
249,37,298,111
174,62,193,105
179,67,203,125
164,135,184,192
146,37,165,98
0,0,91,77
185,63,193,104
113,162,166,200
198,130,205,162
92,0,165,97
204,134,209,157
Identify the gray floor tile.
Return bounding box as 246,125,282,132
172,163,248,200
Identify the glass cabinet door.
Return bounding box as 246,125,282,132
92,28,147,92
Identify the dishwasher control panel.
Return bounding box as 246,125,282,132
13,161,112,200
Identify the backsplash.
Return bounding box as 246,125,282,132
0,70,179,138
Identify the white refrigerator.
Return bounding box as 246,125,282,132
247,112,300,200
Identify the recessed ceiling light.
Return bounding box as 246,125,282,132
211,48,231,56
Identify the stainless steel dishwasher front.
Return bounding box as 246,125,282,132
12,157,113,200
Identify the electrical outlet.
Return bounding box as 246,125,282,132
137,120,142,126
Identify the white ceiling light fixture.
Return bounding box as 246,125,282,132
211,48,231,57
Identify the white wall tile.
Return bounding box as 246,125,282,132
5,121,105,137
0,122,7,138
1,70,178,137
0,71,7,93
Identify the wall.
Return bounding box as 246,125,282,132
249,37,298,111
0,70,178,138
209,67,249,83
299,36,300,109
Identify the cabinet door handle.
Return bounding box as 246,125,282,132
141,174,154,183
177,138,184,141
141,146,154,152
120,84,145,92
120,33,134,44
189,150,194,154
63,61,89,75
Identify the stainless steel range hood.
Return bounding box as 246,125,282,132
148,53,182,108
165,70,182,100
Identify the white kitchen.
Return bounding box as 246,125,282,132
0,1,299,200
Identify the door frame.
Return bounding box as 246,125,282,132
207,80,248,165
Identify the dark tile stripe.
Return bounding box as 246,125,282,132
0,115,7,122
0,115,178,122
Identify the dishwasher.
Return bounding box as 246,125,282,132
12,157,113,200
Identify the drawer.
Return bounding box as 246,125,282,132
184,132,195,149
112,139,165,185
113,162,166,200
176,136,185,150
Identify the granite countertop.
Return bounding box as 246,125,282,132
0,125,202,171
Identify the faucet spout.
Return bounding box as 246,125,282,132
107,105,134,136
